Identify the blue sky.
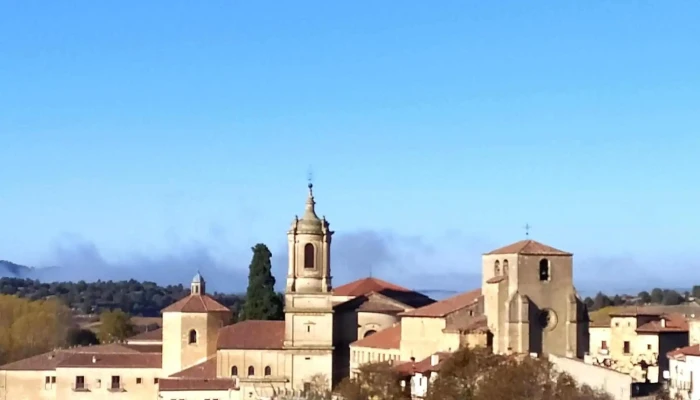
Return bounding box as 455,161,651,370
1,1,699,294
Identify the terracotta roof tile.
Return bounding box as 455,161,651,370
351,324,401,350
127,328,163,342
58,353,161,368
122,344,162,353
217,320,285,350
636,313,688,333
334,277,410,297
158,378,238,391
486,240,572,256
162,294,231,313
395,352,452,376
170,357,217,378
0,343,149,371
668,344,700,358
399,289,481,318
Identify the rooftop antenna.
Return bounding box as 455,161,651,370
524,223,531,238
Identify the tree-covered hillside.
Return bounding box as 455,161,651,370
0,277,243,317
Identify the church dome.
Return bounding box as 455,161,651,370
290,183,328,234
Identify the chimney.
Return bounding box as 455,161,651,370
661,318,666,328
430,354,439,366
92,356,97,364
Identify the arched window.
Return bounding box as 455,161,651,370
539,259,550,281
231,366,238,376
248,366,255,376
188,329,197,344
364,330,377,338
494,260,500,275
304,243,315,269
503,260,509,275
264,366,272,376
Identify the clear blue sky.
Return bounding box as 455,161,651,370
1,1,699,293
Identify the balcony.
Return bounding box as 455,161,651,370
107,383,125,392
72,383,90,392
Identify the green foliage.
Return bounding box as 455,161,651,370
241,244,283,321
336,362,409,400
661,289,684,306
0,295,73,365
66,328,99,347
97,309,135,343
426,347,613,400
650,288,664,304
0,277,242,317
638,291,651,303
592,292,612,310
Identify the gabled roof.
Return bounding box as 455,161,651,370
334,291,413,314
395,351,452,376
217,320,285,350
0,343,160,371
334,277,435,308
399,289,481,318
127,328,163,342
668,344,700,358
59,353,161,368
162,294,231,313
637,313,688,333
170,356,217,378
485,240,572,256
334,277,411,297
351,324,401,350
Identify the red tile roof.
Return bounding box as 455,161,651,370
637,313,688,333
158,378,238,391
395,352,452,376
351,324,401,350
170,357,217,378
399,289,481,318
59,353,161,368
217,320,285,350
334,277,411,297
0,343,155,371
162,294,231,313
668,344,700,358
485,240,572,256
127,328,162,342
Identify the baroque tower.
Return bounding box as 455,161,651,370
283,183,334,389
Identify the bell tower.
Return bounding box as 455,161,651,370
283,183,334,390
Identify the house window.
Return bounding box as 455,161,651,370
303,382,311,394
494,260,500,275
74,376,85,390
136,377,142,384
503,259,509,274
154,378,159,384
231,366,238,376
304,243,315,269
111,376,121,390
364,330,377,338
248,366,255,376
647,344,652,350
188,329,197,344
623,341,631,354
601,341,607,349
539,259,550,281
264,366,272,376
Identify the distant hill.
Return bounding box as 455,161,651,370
0,260,35,278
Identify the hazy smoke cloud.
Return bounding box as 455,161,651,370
14,228,697,297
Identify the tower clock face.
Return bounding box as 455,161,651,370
538,309,558,330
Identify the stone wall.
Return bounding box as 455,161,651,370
548,354,632,400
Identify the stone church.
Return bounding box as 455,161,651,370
0,183,589,400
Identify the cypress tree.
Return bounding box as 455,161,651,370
241,243,283,321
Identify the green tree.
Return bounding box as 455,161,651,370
592,292,612,310
240,244,283,321
611,295,624,306
650,288,664,304
661,290,683,306
67,328,99,346
336,362,409,400
97,309,134,343
637,291,651,304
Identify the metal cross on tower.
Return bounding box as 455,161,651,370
524,223,531,238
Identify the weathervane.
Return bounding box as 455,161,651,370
307,166,314,189
524,223,531,238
